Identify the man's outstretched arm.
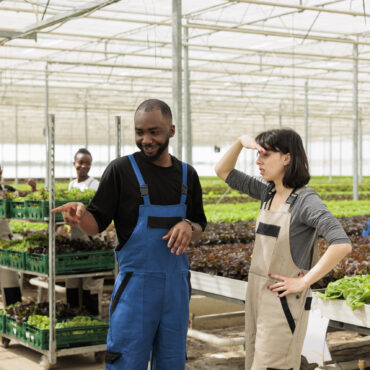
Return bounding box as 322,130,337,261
52,202,99,235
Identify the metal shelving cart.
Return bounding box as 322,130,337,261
0,114,114,369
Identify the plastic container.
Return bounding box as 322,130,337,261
9,201,26,219
25,200,89,222
5,316,24,340
25,250,115,275
23,320,109,349
0,248,8,266
0,199,10,218
7,250,25,270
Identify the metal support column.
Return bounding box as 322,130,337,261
304,81,309,155
45,62,49,190
339,134,342,176
183,22,192,165
14,105,18,186
47,113,56,366
115,116,121,158
359,113,363,184
329,116,332,182
352,42,359,200
84,92,88,148
107,110,111,164
172,0,182,159
279,103,282,128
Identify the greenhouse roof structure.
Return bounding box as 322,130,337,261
0,0,369,148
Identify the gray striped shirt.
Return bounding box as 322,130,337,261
226,169,350,269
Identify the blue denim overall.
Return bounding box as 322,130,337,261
105,154,190,370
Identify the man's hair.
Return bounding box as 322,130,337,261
135,99,172,123
255,129,310,188
74,148,92,162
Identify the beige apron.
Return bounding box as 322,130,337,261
245,188,319,370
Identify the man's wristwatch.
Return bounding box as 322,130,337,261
183,218,194,232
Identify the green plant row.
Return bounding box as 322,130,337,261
6,188,96,202
204,200,370,222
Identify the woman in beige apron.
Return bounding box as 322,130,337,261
215,129,352,370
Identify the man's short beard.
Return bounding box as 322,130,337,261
139,137,170,162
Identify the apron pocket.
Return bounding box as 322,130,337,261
255,290,295,355
110,271,133,316
105,351,122,364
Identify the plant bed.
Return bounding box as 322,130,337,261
25,250,115,275
189,235,369,285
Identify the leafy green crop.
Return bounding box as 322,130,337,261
17,189,96,202
316,275,370,310
9,221,47,234
204,200,370,222
27,314,105,329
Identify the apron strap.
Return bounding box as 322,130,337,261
285,187,306,210
128,154,150,205
180,162,188,205
262,184,276,210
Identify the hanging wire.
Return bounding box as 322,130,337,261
41,0,51,20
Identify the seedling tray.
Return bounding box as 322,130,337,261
25,250,115,275
0,248,8,266
25,200,89,222
9,201,26,219
7,250,25,270
5,316,24,340
0,199,10,218
23,320,108,349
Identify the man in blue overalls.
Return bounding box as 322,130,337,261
53,99,207,370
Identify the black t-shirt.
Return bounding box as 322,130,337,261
87,151,207,247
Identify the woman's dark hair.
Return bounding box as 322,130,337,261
255,129,310,188
74,148,92,162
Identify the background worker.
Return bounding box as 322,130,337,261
53,99,207,370
65,148,103,316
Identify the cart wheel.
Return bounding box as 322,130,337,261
1,337,10,348
40,355,56,370
95,351,105,363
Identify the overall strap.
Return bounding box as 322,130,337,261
128,154,150,205
180,162,188,205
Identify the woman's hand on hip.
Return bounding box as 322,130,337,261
268,273,310,298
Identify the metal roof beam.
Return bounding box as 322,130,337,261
186,22,369,45
231,0,370,18
0,29,36,40
0,0,120,45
